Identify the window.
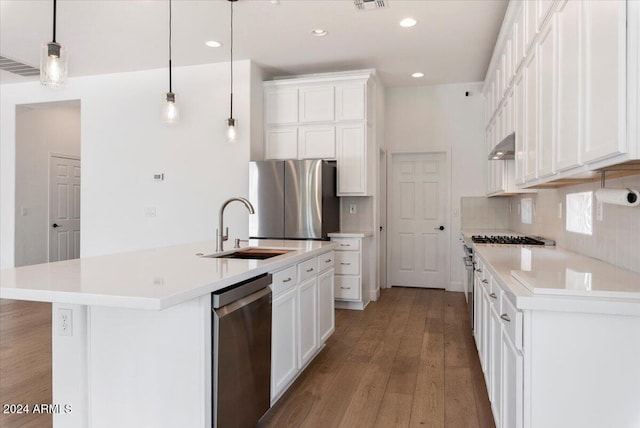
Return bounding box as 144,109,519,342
566,191,593,235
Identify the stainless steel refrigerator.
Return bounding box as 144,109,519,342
249,160,340,240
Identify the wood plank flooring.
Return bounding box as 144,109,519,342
260,288,495,428
0,299,53,428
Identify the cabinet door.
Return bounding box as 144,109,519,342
537,0,554,30
524,51,538,182
299,86,335,123
525,0,537,52
298,126,336,159
317,269,335,344
336,83,366,121
480,281,491,376
271,288,298,400
265,127,298,159
516,4,526,69
555,0,581,171
514,73,526,185
501,329,524,428
537,14,557,178
489,305,503,427
336,123,367,195
298,277,318,367
581,0,626,163
265,88,299,125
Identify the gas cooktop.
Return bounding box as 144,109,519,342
471,235,555,246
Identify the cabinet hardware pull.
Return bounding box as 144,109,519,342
477,268,482,273
500,314,511,323
341,262,351,265
340,287,351,290
340,244,349,247
306,268,314,273
490,293,497,299
325,259,332,263
482,279,488,284
283,278,292,283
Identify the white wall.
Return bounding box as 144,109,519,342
385,82,486,290
1,60,255,267
14,104,81,267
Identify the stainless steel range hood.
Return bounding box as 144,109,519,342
488,132,515,160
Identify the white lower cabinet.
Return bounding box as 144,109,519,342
317,268,335,343
298,277,318,367
271,287,298,400
270,251,335,404
474,262,523,428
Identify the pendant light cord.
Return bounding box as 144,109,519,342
230,0,234,118
52,0,57,42
169,0,173,93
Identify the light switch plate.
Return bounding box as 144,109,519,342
349,204,357,214
596,200,603,221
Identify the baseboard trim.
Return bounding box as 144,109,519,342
448,280,463,292
370,288,380,302
335,299,368,311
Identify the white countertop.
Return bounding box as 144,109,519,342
328,231,373,238
473,244,640,314
0,239,337,310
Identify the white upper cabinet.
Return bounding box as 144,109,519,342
555,0,582,172
336,123,367,195
537,14,557,178
525,0,538,52
336,83,366,121
524,51,538,182
266,88,298,125
298,126,336,159
264,71,376,195
514,73,526,185
581,0,626,164
266,127,298,159
299,86,335,123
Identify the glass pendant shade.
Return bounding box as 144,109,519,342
226,118,237,143
163,92,179,124
40,41,68,88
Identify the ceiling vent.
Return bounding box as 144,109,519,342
0,55,40,77
354,0,387,11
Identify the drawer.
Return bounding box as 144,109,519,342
272,266,297,297
332,238,360,251
501,294,523,351
335,276,360,300
318,251,335,272
297,257,318,282
334,252,360,275
488,276,503,312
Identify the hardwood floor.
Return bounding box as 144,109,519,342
0,299,53,428
260,288,495,428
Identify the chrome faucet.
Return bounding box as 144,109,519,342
216,197,255,252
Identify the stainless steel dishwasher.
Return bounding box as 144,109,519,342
212,273,272,428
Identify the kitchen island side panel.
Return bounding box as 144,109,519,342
86,296,211,428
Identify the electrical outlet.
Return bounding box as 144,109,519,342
349,204,357,214
58,308,72,336
144,207,157,217
596,201,603,221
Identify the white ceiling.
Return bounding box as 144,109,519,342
0,0,507,87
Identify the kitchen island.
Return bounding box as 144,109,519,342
461,231,640,428
0,239,337,428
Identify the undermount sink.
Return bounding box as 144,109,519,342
201,248,293,260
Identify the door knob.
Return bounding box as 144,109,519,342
434,225,445,231
52,223,60,228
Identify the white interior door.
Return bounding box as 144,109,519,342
49,155,81,262
389,153,449,289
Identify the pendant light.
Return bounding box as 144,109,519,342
40,0,68,88
162,0,179,123
226,0,238,143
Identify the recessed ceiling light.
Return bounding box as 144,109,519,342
205,40,222,48
311,29,328,37
400,17,418,28
412,72,424,78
